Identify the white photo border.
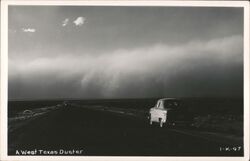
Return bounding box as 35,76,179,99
1,1,249,161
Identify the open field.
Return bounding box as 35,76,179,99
8,97,243,156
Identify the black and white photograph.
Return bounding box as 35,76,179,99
1,1,249,160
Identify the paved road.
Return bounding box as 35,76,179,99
8,105,243,156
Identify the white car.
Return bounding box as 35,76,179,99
149,98,180,127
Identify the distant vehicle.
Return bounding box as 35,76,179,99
22,110,34,115
149,98,193,127
63,101,69,107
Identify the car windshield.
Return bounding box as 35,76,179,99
163,100,180,109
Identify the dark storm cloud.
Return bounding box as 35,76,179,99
8,6,244,99
8,35,243,99
8,6,243,58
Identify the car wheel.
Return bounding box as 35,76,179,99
159,118,163,127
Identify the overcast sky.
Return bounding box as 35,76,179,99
8,6,243,100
